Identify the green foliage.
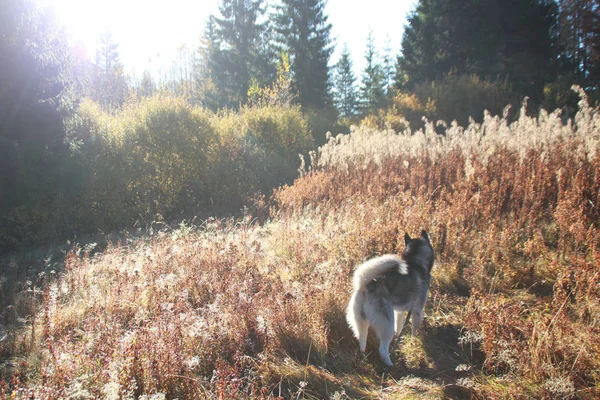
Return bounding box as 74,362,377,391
542,74,584,118
333,45,359,118
79,97,218,226
247,53,296,107
196,15,227,110
360,31,387,116
209,0,275,108
305,107,341,147
0,0,75,246
137,70,156,98
385,74,519,130
398,0,558,102
211,102,314,206
0,96,312,251
557,0,600,87
412,74,520,126
274,0,334,110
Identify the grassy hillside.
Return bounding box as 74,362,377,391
2,90,599,398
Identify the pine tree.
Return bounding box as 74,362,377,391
557,0,600,86
333,45,358,118
381,35,395,95
138,70,156,98
274,0,334,110
360,31,386,115
397,0,559,100
197,15,228,109
0,0,74,214
213,0,273,107
93,31,129,111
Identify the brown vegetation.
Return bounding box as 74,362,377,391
2,91,600,398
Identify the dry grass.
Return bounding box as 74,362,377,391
2,89,600,398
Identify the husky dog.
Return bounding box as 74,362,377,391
346,230,435,366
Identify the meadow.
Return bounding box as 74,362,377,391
2,89,600,398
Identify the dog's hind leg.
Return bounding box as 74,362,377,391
394,311,407,335
371,299,395,366
356,319,369,354
411,308,423,336
377,324,394,367
347,291,369,353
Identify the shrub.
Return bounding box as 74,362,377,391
0,96,313,250
68,96,219,230
415,74,520,126
378,75,519,131
211,104,313,212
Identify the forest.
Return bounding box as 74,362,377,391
1,0,600,398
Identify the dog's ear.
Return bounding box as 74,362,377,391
420,230,430,243
404,232,412,246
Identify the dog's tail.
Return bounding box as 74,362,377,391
346,289,365,339
352,254,408,292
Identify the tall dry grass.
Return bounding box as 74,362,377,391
2,88,600,398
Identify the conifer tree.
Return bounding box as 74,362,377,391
397,0,559,100
213,0,273,107
197,15,228,109
0,0,74,215
360,31,386,115
274,0,334,110
557,0,600,86
93,31,129,111
333,45,358,118
381,35,395,95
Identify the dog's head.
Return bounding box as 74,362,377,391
403,230,434,272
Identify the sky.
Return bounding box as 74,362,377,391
42,0,417,80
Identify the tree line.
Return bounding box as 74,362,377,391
165,0,600,117
145,0,599,121
35,0,600,124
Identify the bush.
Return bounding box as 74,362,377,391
211,104,314,213
542,75,592,119
0,96,313,251
414,74,520,126
65,96,219,231
359,93,431,132
377,75,519,131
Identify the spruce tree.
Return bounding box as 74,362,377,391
213,0,272,107
360,31,386,115
197,15,228,109
557,0,600,86
274,0,334,110
93,31,129,111
333,45,358,118
497,0,559,99
397,0,559,100
0,0,74,222
382,35,396,96
397,0,501,88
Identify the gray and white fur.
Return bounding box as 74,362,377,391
346,230,435,366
